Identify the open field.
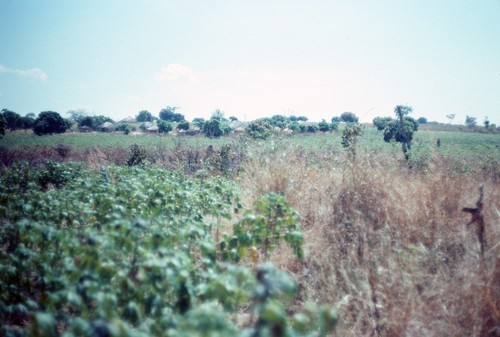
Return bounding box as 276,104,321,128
1,128,499,336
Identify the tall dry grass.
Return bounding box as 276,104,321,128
240,139,500,336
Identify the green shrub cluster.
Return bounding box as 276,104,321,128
0,163,337,337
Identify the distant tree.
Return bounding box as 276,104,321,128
372,116,393,131
331,116,341,124
465,115,477,127
245,120,274,139
297,116,308,122
306,124,319,133
340,112,359,123
288,115,298,122
116,123,132,135
330,121,339,131
78,116,94,129
33,111,70,136
318,119,330,132
92,115,114,127
289,122,300,133
417,117,428,124
177,120,190,131
20,115,35,131
271,114,288,129
158,120,173,134
67,109,88,124
229,116,238,122
446,114,456,124
136,110,153,122
211,109,227,122
483,117,490,129
192,118,205,129
1,109,22,131
203,119,224,138
159,106,184,122
0,115,5,138
383,105,418,160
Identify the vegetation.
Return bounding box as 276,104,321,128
0,163,337,337
340,112,358,123
136,110,153,122
0,123,499,336
159,107,184,123
382,105,419,160
33,111,71,136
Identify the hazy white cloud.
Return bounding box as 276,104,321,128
155,64,197,82
0,64,48,82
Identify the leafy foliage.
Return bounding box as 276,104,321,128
0,163,337,337
383,105,419,160
372,116,393,131
157,120,173,134
203,119,224,138
341,123,364,161
245,120,274,140
136,110,153,122
127,144,148,166
159,106,184,123
33,111,70,136
1,109,22,131
465,115,477,127
340,112,359,123
177,120,190,131
0,114,5,138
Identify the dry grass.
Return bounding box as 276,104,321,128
240,140,500,336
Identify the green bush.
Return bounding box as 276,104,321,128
246,120,274,139
0,164,338,337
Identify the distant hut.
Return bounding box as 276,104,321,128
120,116,136,123
99,122,116,132
78,125,93,133
146,126,159,134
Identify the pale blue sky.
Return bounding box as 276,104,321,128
1,0,499,124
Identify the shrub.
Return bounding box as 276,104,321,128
158,120,173,134
246,120,274,139
203,119,224,138
126,144,148,166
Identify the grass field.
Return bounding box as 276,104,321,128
1,127,499,336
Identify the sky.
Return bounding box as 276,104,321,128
1,0,499,124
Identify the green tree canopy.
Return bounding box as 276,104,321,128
159,106,184,122
0,115,5,138
158,120,173,133
33,111,70,136
177,120,190,131
1,109,22,131
136,110,153,122
245,120,274,139
340,112,359,123
318,119,331,132
383,105,418,160
372,116,393,131
203,119,224,138
465,115,477,127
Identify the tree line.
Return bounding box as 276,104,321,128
0,106,493,139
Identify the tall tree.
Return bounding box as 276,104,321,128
383,105,418,160
159,106,184,122
465,116,477,127
33,111,70,136
1,109,22,131
136,110,153,122
340,112,359,123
